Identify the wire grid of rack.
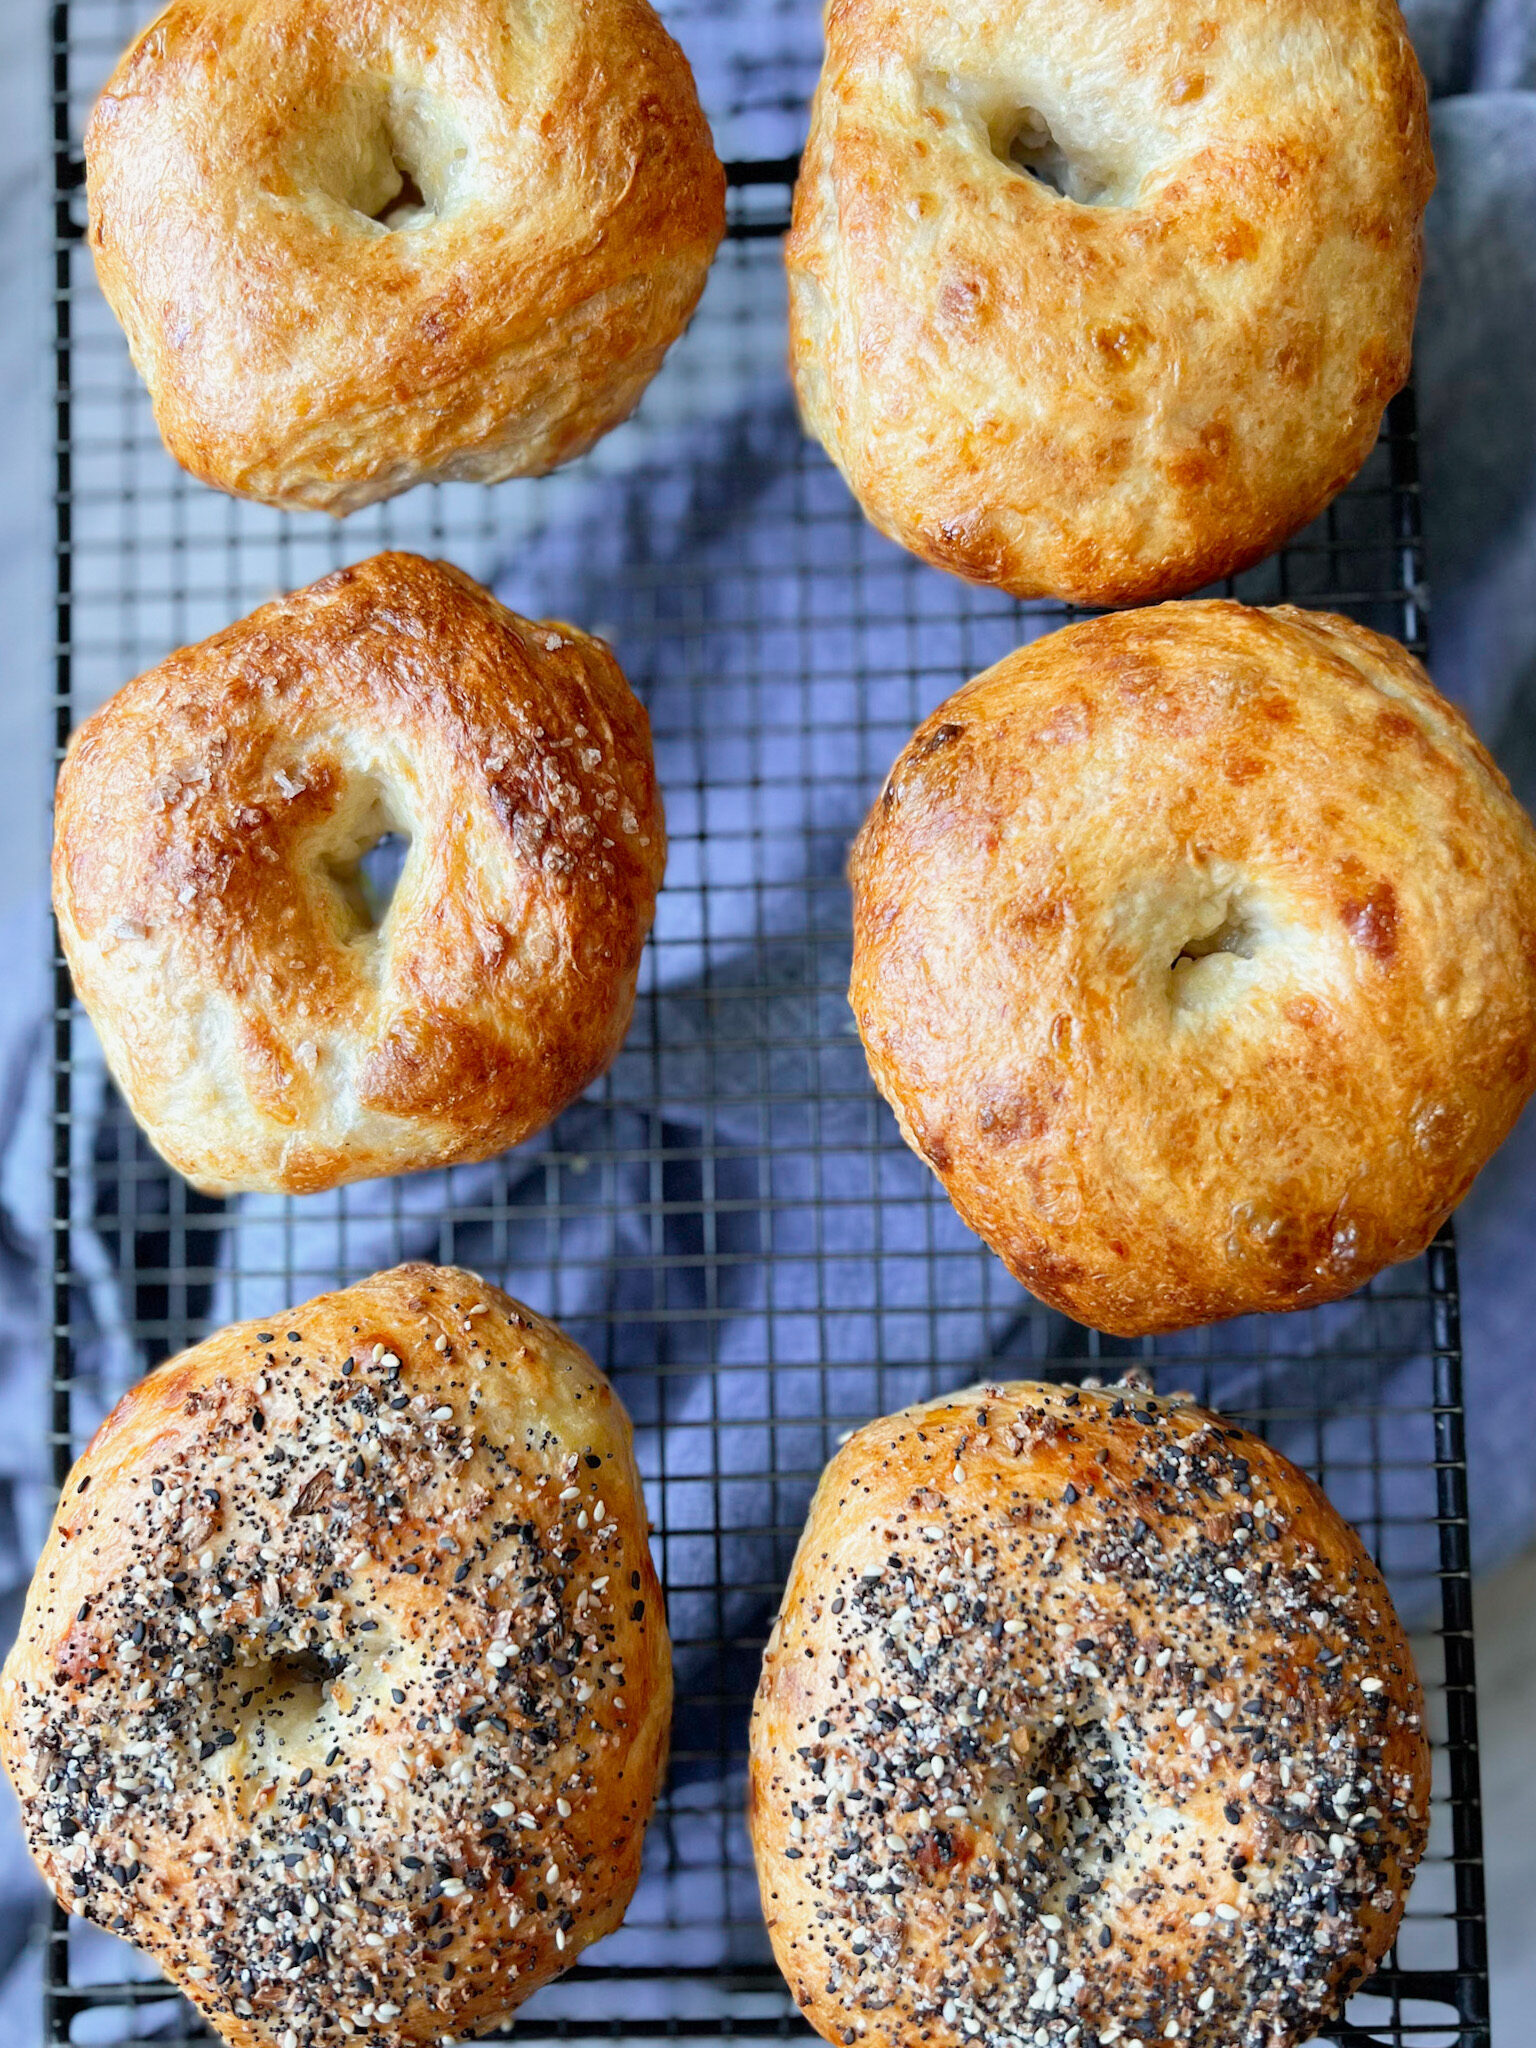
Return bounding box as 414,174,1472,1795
44,2,1489,2044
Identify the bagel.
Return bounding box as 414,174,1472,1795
0,1263,672,2048
749,1379,1429,2048
53,552,665,1197
848,602,1536,1335
787,0,1434,604
84,0,725,513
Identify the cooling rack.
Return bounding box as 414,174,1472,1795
45,1,1489,2043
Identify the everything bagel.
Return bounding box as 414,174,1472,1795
0,1264,672,2048
750,1379,1429,2048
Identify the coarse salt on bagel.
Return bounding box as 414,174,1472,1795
0,1263,671,2048
749,1379,1429,2048
53,552,665,1197
849,601,1536,1335
788,0,1433,603
85,0,726,513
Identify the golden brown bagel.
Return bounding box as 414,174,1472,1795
750,1379,1430,2048
0,1263,672,2048
85,0,725,513
788,0,1433,603
849,602,1536,1334
53,553,666,1197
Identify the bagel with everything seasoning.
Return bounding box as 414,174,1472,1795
0,1264,671,2048
788,0,1433,603
85,0,725,512
749,1379,1429,2048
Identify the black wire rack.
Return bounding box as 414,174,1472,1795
44,2,1490,2043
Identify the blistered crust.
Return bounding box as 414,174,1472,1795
788,0,1433,603
54,552,667,1195
750,1380,1430,2048
849,602,1536,1333
0,1263,672,2048
85,0,725,512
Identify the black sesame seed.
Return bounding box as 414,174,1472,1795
1225,1803,1243,1825
286,1332,301,1344
1098,1925,1113,1948
392,1689,405,1705
75,1477,90,1495
453,1563,470,1584
631,1601,645,1622
251,1410,266,1433
1062,1483,1078,1505
256,1334,274,1345
298,1769,313,1787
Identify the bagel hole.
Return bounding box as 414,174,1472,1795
1172,903,1259,969
349,88,469,232
1168,890,1265,1014
319,790,412,946
358,830,410,920
992,107,1113,205
234,1646,346,1734
1010,1713,1136,1902
373,163,430,230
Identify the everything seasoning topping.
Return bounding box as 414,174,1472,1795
3,1275,655,2048
755,1382,1427,2048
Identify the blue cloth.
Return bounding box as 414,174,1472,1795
1,0,1535,2036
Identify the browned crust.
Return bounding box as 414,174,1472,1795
849,601,1536,1334
53,552,667,1195
0,1263,672,2048
749,1380,1430,2048
85,0,726,512
788,0,1434,603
